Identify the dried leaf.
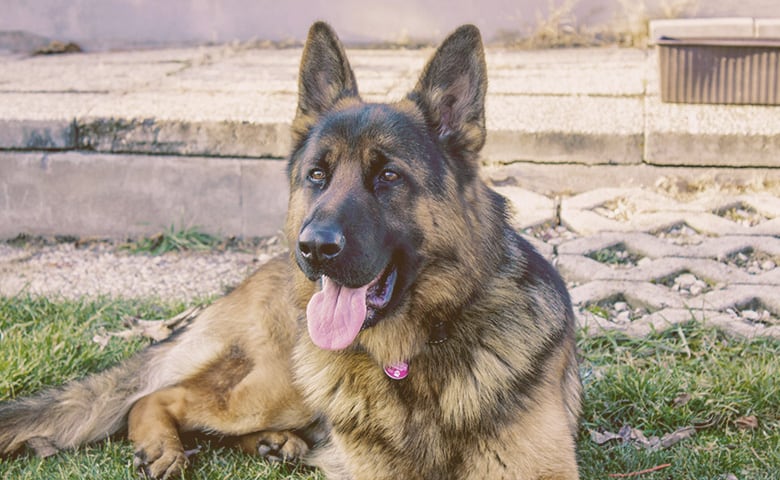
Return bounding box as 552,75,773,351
591,425,695,451
659,426,696,448
590,429,623,445
92,332,111,350
127,319,173,342
91,305,204,346
673,392,691,407
736,415,758,430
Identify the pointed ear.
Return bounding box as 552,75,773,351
293,22,359,141
408,25,487,157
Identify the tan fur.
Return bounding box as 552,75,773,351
0,22,580,480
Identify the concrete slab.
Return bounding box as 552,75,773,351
486,48,647,96
80,92,295,157
0,119,77,150
154,49,301,94
0,53,182,93
756,18,780,38
0,92,100,120
644,95,780,167
78,117,292,158
84,91,295,123
0,46,226,92
0,152,288,238
240,160,289,237
484,95,644,165
0,92,103,149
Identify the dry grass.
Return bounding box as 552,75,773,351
499,0,700,48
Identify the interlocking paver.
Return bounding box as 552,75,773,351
491,186,556,229
561,188,780,236
504,186,780,340
579,307,780,340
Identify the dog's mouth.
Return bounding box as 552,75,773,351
306,264,398,351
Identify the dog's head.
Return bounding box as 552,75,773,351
286,22,502,353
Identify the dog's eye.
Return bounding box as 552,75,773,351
378,169,400,183
307,168,327,183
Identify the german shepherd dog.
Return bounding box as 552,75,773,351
0,22,581,479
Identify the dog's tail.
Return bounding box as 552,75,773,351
0,308,202,458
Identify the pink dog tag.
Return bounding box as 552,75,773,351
384,361,409,380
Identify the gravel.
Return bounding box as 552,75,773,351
0,240,285,301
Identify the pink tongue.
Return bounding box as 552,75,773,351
306,277,369,350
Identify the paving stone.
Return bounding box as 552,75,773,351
492,185,556,229
698,285,780,313
561,188,780,236
569,280,686,311
703,313,780,340
557,232,685,257
558,256,770,286
578,301,780,340
687,193,780,218
559,233,780,260
522,235,555,263
554,187,780,339
577,308,708,338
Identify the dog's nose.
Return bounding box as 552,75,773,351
298,223,345,264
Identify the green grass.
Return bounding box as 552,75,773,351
120,225,220,255
1,297,778,479
579,324,779,479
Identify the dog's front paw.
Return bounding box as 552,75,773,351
133,440,188,479
239,430,309,463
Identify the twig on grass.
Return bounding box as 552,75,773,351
608,463,672,478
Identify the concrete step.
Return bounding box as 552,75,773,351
2,46,779,167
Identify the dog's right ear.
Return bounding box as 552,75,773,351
293,22,359,144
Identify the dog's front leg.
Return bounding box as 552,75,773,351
236,430,309,462
128,386,191,479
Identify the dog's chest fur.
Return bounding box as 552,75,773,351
293,309,545,479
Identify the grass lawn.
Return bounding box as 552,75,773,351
1,296,778,479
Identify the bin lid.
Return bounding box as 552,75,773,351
657,36,780,48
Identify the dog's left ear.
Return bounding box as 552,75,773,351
408,25,487,158
293,22,359,145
